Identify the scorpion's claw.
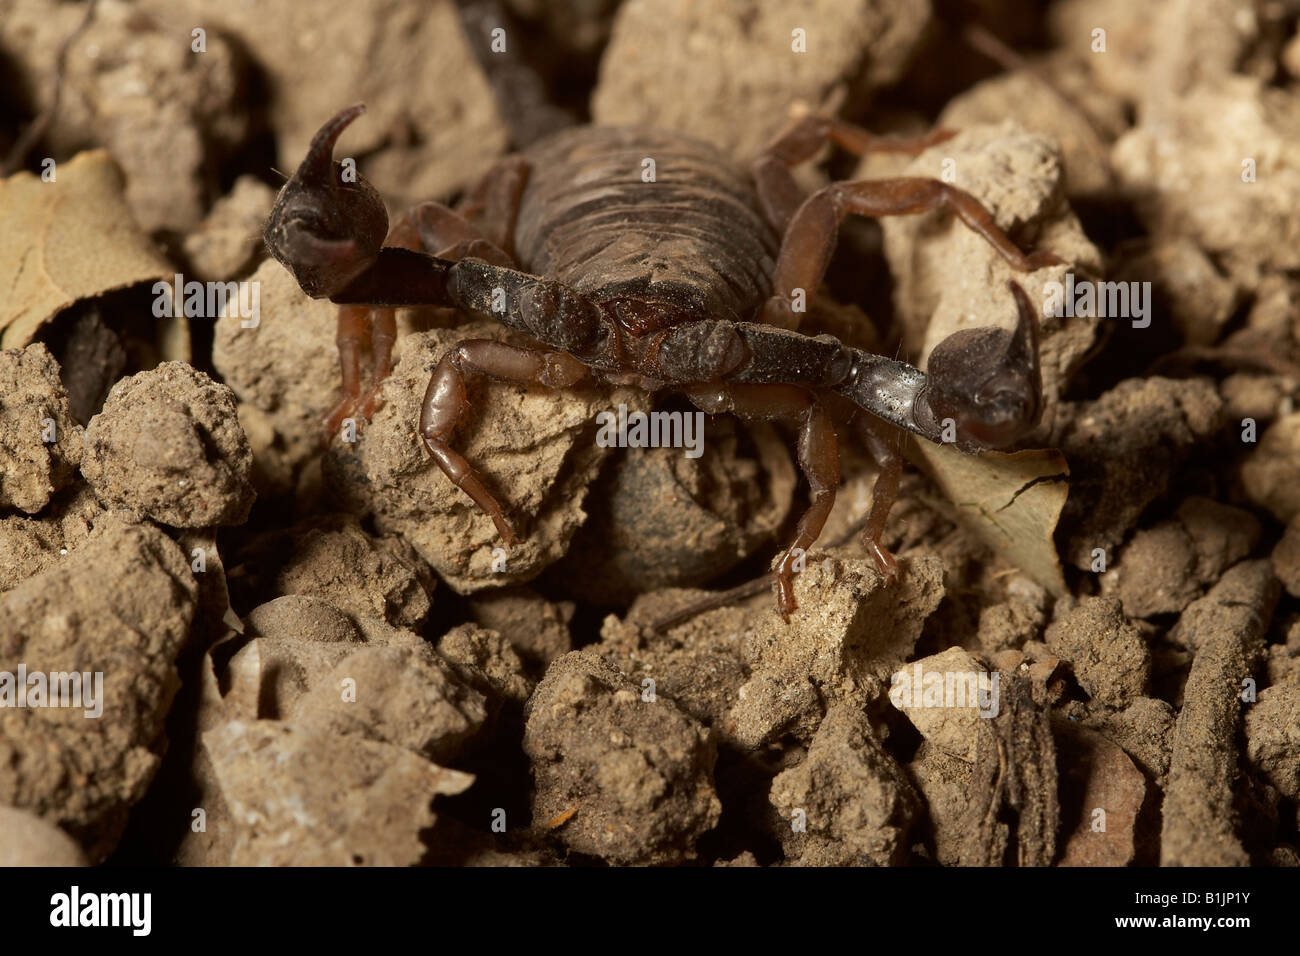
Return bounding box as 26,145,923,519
264,103,389,298
493,515,522,549
774,574,797,622
919,281,1043,451
321,395,360,446
869,541,900,585
1023,249,1065,270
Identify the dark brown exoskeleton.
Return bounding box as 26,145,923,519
264,105,1058,618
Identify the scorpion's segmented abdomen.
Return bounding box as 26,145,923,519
515,127,780,324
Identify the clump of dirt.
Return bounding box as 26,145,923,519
593,0,931,162
232,513,435,630
1161,561,1280,866
0,343,83,513
1045,597,1150,708
0,522,197,862
81,361,254,527
1,0,252,235
2,0,1300,870
553,417,796,605
1052,377,1226,570
522,651,721,864
0,805,89,866
321,321,648,591
203,720,473,867
769,701,920,866
468,587,574,672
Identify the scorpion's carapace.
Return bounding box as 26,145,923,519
265,105,1056,619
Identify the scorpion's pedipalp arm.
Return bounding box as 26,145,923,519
705,320,955,448
328,247,456,306
331,251,602,355
721,283,1042,454
327,248,543,314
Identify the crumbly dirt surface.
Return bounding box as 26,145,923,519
1,0,1299,868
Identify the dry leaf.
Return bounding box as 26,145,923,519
0,149,187,357
910,439,1070,596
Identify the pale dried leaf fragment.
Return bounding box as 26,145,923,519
911,441,1070,597
0,150,185,355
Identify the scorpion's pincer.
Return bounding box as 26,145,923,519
263,104,390,298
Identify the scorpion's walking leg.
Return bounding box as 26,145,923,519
684,383,838,619
753,113,956,236
420,340,588,547
323,303,383,439
850,412,905,582
761,177,1062,329
455,155,529,260
388,156,526,268
322,209,430,438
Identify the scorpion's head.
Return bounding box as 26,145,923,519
919,282,1042,450
264,104,389,298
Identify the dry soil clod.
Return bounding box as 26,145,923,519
0,344,84,513
322,321,647,592
203,719,474,867
522,651,721,865
232,514,435,631
134,0,509,208
552,418,795,606
593,0,931,162
0,522,197,861
728,551,945,750
0,804,89,867
1052,376,1226,570
81,361,255,527
959,673,1059,867
769,701,920,866
1044,597,1151,709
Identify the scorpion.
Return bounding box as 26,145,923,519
264,104,1059,618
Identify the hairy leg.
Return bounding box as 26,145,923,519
420,339,588,545
762,177,1062,330
851,412,905,582
753,112,956,235
685,382,839,619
